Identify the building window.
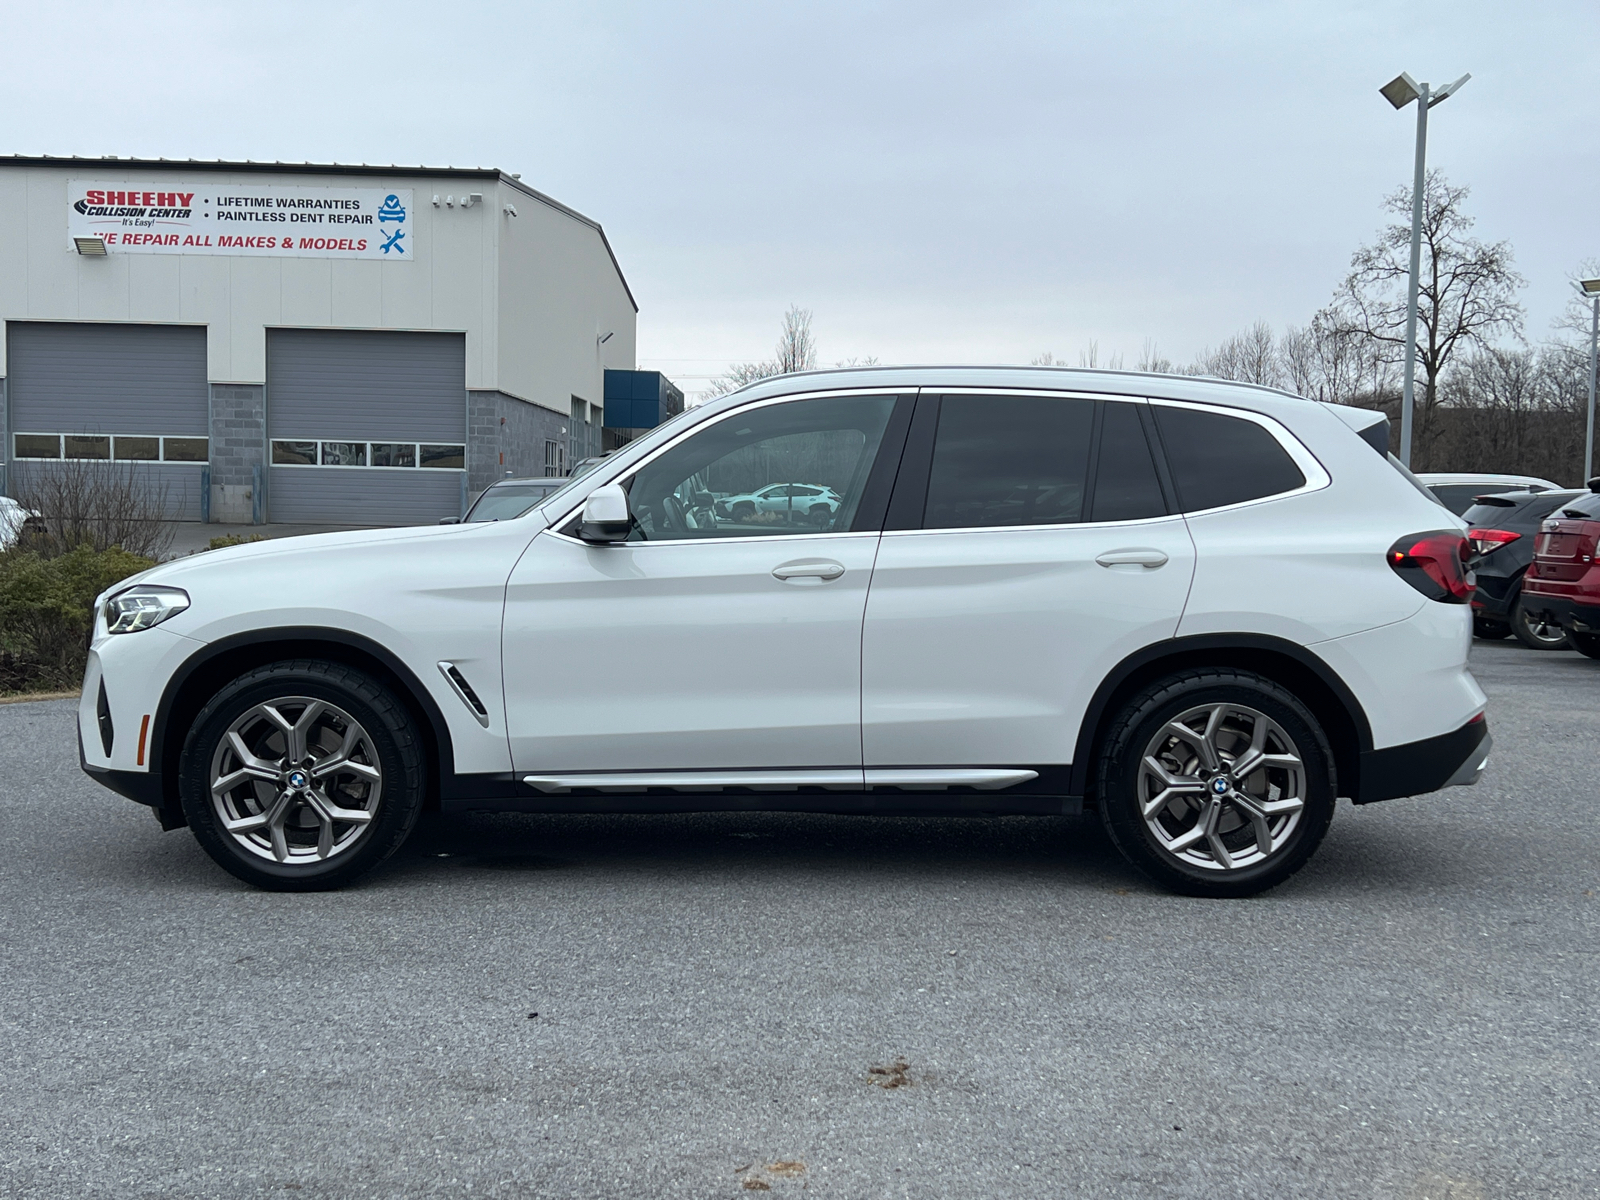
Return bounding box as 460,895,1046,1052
64,434,111,460
12,433,208,463
269,439,465,470
114,436,159,461
162,437,210,462
14,434,61,459
544,439,565,477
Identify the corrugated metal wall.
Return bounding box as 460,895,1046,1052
267,329,466,525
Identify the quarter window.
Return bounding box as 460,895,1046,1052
622,395,896,541
923,394,1095,530
1152,406,1306,512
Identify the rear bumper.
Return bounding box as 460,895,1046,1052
1355,715,1491,805
1517,594,1600,633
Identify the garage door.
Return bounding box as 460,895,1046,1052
6,322,209,521
267,329,466,525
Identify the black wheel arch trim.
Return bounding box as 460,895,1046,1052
1355,716,1488,805
1069,633,1374,800
146,626,461,818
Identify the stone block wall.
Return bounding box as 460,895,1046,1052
467,391,568,498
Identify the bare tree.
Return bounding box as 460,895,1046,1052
11,459,175,559
1279,311,1395,406
704,305,820,398
1193,321,1281,387
1330,171,1526,468
1136,340,1177,374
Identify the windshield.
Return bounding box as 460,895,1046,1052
466,483,561,522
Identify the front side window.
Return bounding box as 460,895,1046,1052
623,395,896,541
1152,405,1306,512
923,394,1095,530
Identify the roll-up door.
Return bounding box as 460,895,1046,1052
267,329,467,525
6,322,209,521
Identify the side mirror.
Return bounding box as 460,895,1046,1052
580,482,632,542
438,516,461,525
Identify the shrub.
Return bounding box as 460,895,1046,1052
207,534,267,551
9,459,174,560
0,544,154,694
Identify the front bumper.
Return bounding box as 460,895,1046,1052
1517,594,1600,634
1355,715,1491,805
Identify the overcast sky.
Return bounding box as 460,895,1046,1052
5,1,1595,393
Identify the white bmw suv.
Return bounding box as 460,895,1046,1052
79,368,1490,897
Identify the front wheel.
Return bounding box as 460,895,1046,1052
1097,669,1336,898
178,660,426,891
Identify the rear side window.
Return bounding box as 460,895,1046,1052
1152,406,1306,512
923,395,1095,529
1090,401,1166,522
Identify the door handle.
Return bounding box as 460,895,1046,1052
772,560,845,581
1095,548,1169,569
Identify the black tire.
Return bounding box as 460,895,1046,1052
731,502,756,522
178,660,426,891
1570,632,1600,659
1511,595,1569,651
1472,616,1511,640
1097,669,1337,898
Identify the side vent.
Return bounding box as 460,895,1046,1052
438,662,491,727
96,679,115,756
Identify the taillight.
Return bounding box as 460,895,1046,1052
1466,527,1520,557
1388,531,1475,603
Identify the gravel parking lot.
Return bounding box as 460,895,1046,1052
1,639,1595,1199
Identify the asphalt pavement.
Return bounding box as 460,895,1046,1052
1,639,1595,1198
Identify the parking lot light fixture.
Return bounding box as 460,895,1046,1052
1380,70,1471,468
1579,279,1600,481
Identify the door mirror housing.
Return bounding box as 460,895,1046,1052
580,482,632,543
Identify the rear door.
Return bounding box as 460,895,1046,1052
860,391,1196,781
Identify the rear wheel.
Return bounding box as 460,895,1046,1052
1511,596,1569,651
178,660,426,891
1097,669,1336,898
1569,632,1600,659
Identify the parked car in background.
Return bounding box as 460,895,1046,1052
443,478,569,525
1463,488,1584,649
715,482,842,527
0,496,42,550
1417,472,1561,516
570,454,612,480
78,367,1490,899
1520,487,1600,658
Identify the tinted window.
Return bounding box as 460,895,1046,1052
1090,402,1166,522
1430,484,1497,516
625,395,895,541
1462,493,1581,529
923,395,1094,529
1554,490,1600,520
1152,406,1305,512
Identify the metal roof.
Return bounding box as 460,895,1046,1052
0,155,637,311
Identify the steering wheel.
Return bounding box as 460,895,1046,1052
660,495,687,532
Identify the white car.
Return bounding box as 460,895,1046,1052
0,495,40,549
80,368,1491,897
717,483,842,526
1417,472,1562,516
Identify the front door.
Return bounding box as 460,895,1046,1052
503,392,909,776
862,392,1196,774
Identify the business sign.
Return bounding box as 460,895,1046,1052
67,180,415,260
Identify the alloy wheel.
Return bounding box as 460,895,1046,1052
1136,702,1307,872
208,696,383,864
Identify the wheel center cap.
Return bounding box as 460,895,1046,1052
287,770,309,790
1210,776,1230,796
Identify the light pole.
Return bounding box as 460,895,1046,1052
1380,71,1471,467
1579,278,1600,483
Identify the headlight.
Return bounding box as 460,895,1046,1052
104,585,190,634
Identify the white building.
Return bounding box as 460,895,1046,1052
0,156,638,524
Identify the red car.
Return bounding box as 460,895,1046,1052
1519,486,1600,658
